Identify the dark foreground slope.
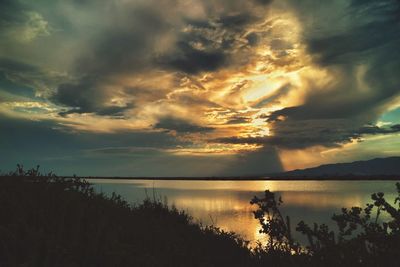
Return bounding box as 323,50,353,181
0,175,252,267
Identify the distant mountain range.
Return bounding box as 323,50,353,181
273,157,400,178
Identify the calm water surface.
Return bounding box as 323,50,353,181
90,180,398,245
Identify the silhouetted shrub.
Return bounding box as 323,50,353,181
251,183,400,266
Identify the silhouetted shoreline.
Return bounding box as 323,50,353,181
73,175,400,181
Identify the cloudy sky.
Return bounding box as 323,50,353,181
0,0,399,176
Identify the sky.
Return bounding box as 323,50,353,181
0,0,399,176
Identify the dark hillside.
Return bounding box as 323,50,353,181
276,157,400,177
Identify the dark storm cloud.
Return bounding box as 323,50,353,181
358,124,400,135
308,21,400,65
169,92,220,108
0,58,38,73
51,0,233,113
49,1,171,115
217,13,256,28
52,79,102,115
94,105,132,117
52,77,132,117
162,41,227,75
245,32,259,46
0,58,64,99
0,0,25,28
304,0,400,75
160,8,266,74
184,18,215,29
258,0,400,149
76,7,168,76
0,0,51,44
215,122,400,149
58,105,132,117
254,0,274,6
225,116,252,125
154,117,214,134
266,105,355,122
0,71,35,99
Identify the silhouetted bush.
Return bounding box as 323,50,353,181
251,183,400,266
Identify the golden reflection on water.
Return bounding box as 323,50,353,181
91,179,397,245
91,179,333,191
279,192,365,209
171,195,268,244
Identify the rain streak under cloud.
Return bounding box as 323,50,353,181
0,0,399,176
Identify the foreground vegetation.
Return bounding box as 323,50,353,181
1,165,399,266
251,187,400,266
0,165,253,267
